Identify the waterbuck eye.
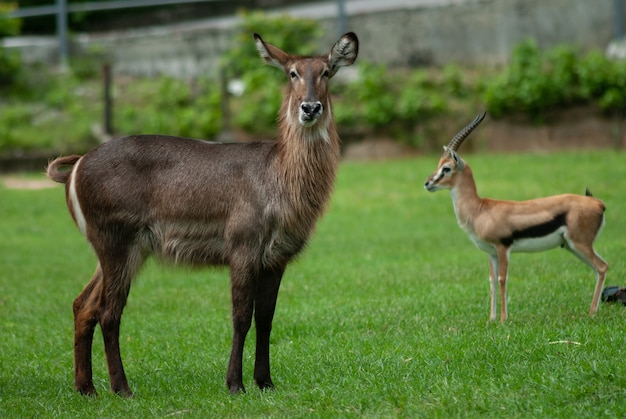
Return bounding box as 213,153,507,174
289,71,298,79
322,69,330,78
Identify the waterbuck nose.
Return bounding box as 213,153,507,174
301,101,322,117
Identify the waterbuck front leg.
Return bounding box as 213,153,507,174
226,260,256,394
73,265,104,396
253,265,285,390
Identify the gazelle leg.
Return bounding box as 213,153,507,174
488,255,498,322
564,239,608,316
496,246,510,322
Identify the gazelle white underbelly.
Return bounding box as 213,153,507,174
469,226,567,254
510,226,566,252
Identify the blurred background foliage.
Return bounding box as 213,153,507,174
0,10,625,156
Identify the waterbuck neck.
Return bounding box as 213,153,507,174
274,96,341,228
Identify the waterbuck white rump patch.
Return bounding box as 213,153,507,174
68,157,87,236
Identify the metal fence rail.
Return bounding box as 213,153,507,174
6,0,348,69
6,0,222,68
8,0,220,18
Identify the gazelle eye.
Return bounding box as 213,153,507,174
442,167,451,174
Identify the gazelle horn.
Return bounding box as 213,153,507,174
444,112,486,156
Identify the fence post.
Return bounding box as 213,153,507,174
615,0,625,39
56,0,68,70
103,63,113,137
219,64,233,142
337,0,347,36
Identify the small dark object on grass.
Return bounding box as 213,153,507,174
601,286,626,305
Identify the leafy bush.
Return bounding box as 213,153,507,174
577,50,626,111
484,39,626,118
336,62,396,129
115,76,222,139
333,63,451,147
0,3,22,90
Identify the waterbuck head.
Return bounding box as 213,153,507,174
254,32,358,133
424,112,486,192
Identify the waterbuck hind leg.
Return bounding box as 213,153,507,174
253,266,285,390
73,265,104,396
99,263,135,397
226,262,256,394
93,235,145,397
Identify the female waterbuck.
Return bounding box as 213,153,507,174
424,113,608,322
47,32,359,396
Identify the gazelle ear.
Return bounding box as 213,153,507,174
449,149,465,170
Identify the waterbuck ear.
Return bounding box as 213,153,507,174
449,149,465,170
328,32,359,77
254,33,290,70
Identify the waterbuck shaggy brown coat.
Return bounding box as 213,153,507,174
46,32,359,396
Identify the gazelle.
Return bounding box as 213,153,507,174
46,32,358,396
424,113,608,322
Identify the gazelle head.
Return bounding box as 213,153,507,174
424,112,486,192
254,32,358,130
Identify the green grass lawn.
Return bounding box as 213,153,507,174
1,150,625,417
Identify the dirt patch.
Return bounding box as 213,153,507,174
481,107,625,153
2,177,57,190
343,106,625,159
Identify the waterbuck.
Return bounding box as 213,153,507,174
47,32,359,396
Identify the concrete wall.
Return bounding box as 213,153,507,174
335,0,620,68
5,0,624,78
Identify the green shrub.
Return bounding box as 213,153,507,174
336,62,396,129
0,3,22,90
577,51,626,111
333,64,450,147
0,104,30,150
484,39,626,118
116,76,222,139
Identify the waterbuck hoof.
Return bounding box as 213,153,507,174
76,382,97,397
114,387,134,398
256,379,275,391
228,383,246,395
